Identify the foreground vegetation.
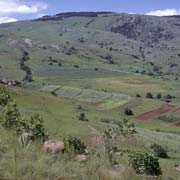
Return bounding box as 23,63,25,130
0,85,179,179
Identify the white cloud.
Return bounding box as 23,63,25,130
146,8,180,16
0,0,47,15
0,16,17,24
0,0,48,24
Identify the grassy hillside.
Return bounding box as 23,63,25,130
0,12,180,179
1,12,180,83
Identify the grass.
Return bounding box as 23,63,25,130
0,85,179,179
1,13,180,179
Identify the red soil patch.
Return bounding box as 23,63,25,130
136,104,177,121
175,122,180,127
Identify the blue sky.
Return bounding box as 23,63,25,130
0,0,180,23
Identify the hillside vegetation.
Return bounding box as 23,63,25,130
0,12,180,179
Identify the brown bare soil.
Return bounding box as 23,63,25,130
175,122,180,127
136,103,176,121
173,107,180,114
88,125,102,146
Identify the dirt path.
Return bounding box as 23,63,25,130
173,107,180,114
88,125,102,146
136,103,177,121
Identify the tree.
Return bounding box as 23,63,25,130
156,93,162,99
124,108,134,116
150,144,168,159
164,94,173,100
22,50,30,61
153,66,160,72
79,113,88,121
136,94,141,98
146,92,153,99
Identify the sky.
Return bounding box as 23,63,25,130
0,0,180,24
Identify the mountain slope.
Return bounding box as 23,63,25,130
0,12,180,84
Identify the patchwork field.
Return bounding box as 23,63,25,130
40,85,130,110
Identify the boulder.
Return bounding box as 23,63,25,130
43,140,65,154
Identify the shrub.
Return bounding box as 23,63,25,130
0,86,12,107
78,37,85,43
64,135,86,154
2,107,48,141
77,105,82,110
129,153,162,176
51,91,57,96
136,94,141,98
79,113,88,121
103,126,118,165
146,92,153,99
150,144,168,158
156,93,162,99
124,108,134,116
118,119,136,137
26,114,48,142
1,102,22,130
74,65,79,68
153,66,160,72
164,94,173,100
0,87,48,141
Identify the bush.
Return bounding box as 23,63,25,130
156,93,162,99
2,105,48,141
1,102,22,130
129,153,162,176
164,94,173,100
26,114,48,142
136,94,141,98
150,144,168,158
146,92,153,99
124,108,134,116
64,135,86,154
74,65,79,68
0,86,12,107
103,126,118,165
0,87,48,141
79,113,88,121
118,119,136,136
